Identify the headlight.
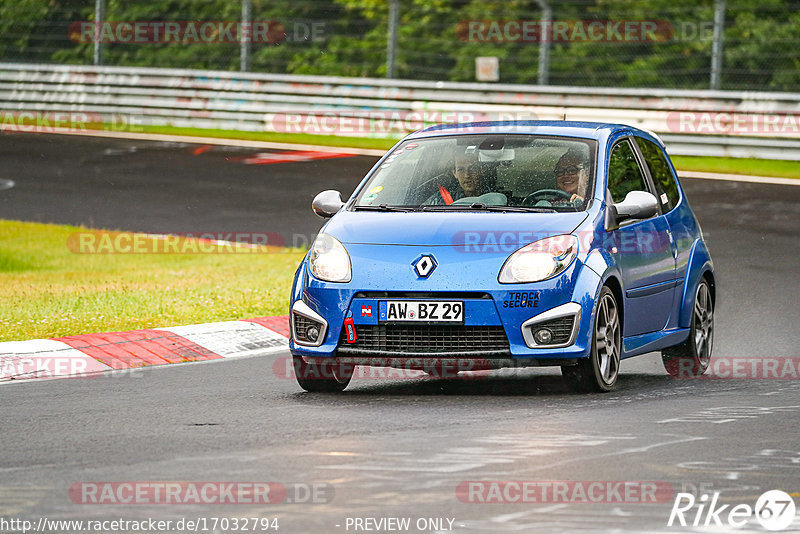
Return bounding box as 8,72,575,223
498,235,578,283
308,233,352,282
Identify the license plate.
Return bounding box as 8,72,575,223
379,301,464,323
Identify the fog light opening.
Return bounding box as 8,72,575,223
306,326,320,343
534,328,553,345
291,301,328,347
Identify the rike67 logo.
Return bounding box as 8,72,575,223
668,489,796,531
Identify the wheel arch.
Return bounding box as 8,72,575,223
702,270,716,307
679,238,715,328
602,274,624,330
581,249,625,336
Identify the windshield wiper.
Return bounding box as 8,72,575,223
421,203,555,213
477,205,557,213
420,204,474,211
356,203,558,213
354,204,414,212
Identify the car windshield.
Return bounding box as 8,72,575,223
353,134,596,211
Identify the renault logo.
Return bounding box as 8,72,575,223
413,255,437,278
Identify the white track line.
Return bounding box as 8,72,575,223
17,128,388,156
678,170,800,186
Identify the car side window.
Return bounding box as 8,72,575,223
608,139,649,203
635,137,680,212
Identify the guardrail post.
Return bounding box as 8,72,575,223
534,0,551,85
386,0,399,78
241,0,252,72
710,0,725,90
93,0,105,65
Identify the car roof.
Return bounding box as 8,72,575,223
407,120,642,141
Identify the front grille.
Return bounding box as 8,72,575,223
338,324,509,354
531,316,574,345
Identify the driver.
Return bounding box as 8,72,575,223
426,148,490,205
552,148,591,207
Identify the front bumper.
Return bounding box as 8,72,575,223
289,245,601,363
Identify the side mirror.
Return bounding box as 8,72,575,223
607,190,658,229
312,190,344,218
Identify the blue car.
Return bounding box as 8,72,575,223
289,121,715,392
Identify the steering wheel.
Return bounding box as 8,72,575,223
522,189,573,206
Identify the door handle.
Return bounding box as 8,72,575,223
666,229,678,259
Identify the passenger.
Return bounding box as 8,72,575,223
426,149,490,205
552,147,591,207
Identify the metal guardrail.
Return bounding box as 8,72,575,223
2,62,800,159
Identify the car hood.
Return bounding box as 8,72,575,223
324,210,589,246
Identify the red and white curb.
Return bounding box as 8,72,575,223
0,316,290,383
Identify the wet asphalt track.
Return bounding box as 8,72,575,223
2,132,800,533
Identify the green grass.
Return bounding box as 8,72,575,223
0,220,304,342
671,155,800,179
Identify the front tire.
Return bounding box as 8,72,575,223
293,356,353,392
562,287,621,392
662,279,713,378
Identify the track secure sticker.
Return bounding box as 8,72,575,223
502,291,540,308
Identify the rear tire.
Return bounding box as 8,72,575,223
293,356,353,392
562,286,621,393
662,279,713,378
